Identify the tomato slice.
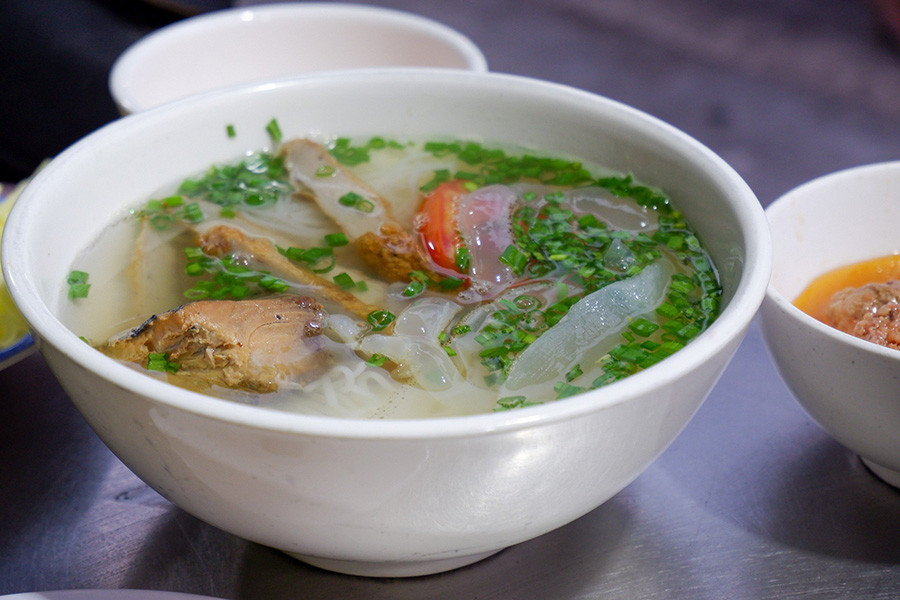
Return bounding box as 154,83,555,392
417,180,469,273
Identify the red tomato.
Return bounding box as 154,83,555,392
417,180,469,273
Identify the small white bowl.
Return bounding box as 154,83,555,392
109,2,488,114
3,70,769,576
761,161,900,488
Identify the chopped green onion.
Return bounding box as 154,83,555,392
499,244,528,274
182,250,288,299
628,318,660,337
330,138,369,166
565,364,583,382
455,246,470,273
495,395,535,411
281,245,336,274
176,151,292,210
408,270,433,284
265,118,282,143
329,137,404,166
161,195,184,207
184,262,205,276
147,352,180,373
610,344,648,364
180,202,204,223
577,213,603,230
656,303,680,318
184,246,205,260
258,275,288,293
339,192,364,207
333,272,356,290
554,382,584,399
402,279,426,297
67,270,91,299
309,254,336,274
149,214,173,231
366,353,389,367
324,232,349,247
419,169,451,192
439,276,465,290
675,323,702,341
367,310,396,331
298,246,333,262
226,124,236,138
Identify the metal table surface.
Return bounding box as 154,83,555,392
2,0,899,597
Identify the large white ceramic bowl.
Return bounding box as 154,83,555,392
761,162,900,489
109,2,488,114
2,70,770,577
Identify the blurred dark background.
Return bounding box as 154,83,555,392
0,0,900,211
3,0,900,196
0,0,231,182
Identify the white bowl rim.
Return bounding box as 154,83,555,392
5,69,771,440
764,159,900,362
109,2,489,114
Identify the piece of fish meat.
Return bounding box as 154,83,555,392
101,295,330,393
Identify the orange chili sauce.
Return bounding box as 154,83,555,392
793,253,900,322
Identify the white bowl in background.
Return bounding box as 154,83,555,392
109,2,487,114
3,69,770,576
761,161,900,488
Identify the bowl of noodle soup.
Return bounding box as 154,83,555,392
1,69,770,576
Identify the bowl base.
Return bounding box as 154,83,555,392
284,548,503,577
860,456,900,488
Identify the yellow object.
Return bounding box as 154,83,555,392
0,180,30,349
793,253,900,323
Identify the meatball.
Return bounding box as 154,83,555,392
825,280,900,349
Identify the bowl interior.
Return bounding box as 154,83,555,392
3,70,769,432
767,161,900,301
110,3,488,114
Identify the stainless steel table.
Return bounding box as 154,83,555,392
2,0,899,597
